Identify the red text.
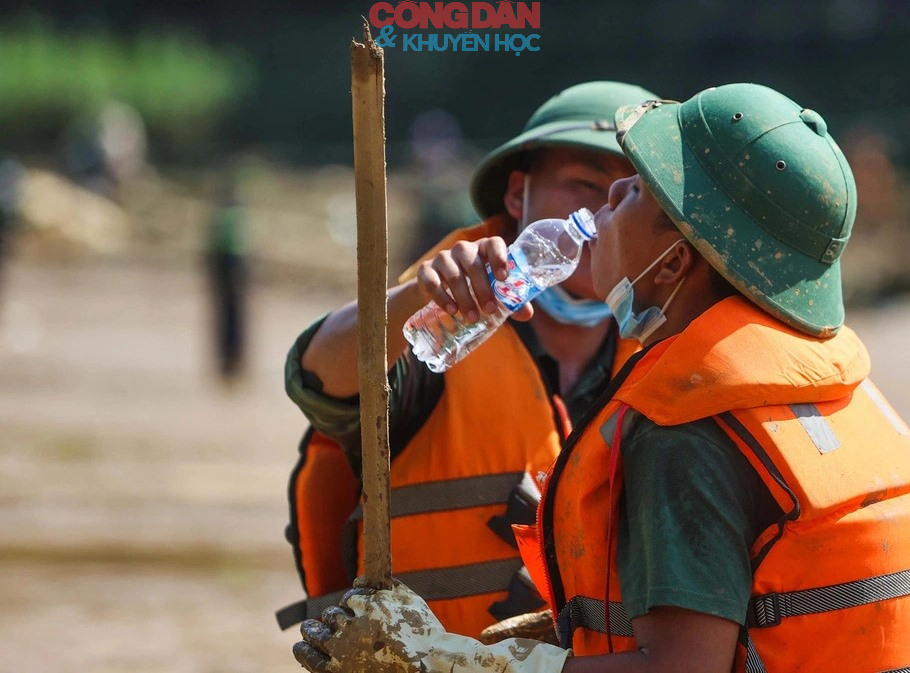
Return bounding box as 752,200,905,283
369,2,541,30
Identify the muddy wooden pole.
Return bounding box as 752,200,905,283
350,19,392,590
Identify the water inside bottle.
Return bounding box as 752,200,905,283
527,264,574,288
403,210,589,372
404,302,505,373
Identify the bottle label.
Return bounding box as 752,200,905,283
488,250,542,312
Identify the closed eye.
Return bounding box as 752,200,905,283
576,179,605,193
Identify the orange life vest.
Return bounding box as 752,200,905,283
357,320,570,637
280,321,578,636
286,428,360,597
522,296,910,671
279,216,639,636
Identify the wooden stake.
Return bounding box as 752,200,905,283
350,19,392,590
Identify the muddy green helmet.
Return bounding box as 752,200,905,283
470,81,659,219
616,83,857,337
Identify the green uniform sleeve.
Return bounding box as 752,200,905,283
284,315,362,453
616,416,780,626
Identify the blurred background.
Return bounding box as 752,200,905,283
0,2,908,672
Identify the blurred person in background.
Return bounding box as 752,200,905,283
60,101,148,203
206,171,250,383
277,81,659,638
293,83,910,673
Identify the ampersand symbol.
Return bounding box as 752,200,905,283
375,25,397,48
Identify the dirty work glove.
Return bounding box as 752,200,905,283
293,578,571,673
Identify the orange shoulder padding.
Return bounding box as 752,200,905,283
293,432,359,596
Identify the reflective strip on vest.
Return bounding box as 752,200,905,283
349,472,526,520
397,557,524,602
343,473,534,618
489,563,547,621
747,568,910,628
488,472,541,548
556,595,634,640
277,558,527,630
597,405,640,446
790,403,841,454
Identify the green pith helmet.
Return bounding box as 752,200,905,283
615,83,857,337
470,81,659,219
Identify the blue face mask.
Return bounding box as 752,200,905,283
605,239,686,343
533,286,614,327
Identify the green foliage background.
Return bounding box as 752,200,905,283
0,1,907,167
0,14,251,159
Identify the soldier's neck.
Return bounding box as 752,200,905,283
530,309,611,397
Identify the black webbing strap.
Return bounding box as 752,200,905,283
275,589,348,631
747,568,910,628
555,594,634,646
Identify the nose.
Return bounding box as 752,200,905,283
607,175,635,210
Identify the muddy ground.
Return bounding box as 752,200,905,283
0,256,908,673
0,257,349,673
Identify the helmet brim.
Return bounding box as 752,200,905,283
617,101,844,337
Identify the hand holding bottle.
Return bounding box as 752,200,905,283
404,208,596,372
413,236,534,325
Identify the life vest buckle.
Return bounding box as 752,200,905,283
748,592,782,628
487,473,540,548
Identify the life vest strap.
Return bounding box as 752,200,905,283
743,632,763,673
747,567,910,628
275,589,348,630
555,595,634,643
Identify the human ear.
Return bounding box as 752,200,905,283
654,240,694,285
503,170,526,221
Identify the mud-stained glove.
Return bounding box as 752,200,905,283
293,578,571,673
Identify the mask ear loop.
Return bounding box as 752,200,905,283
630,238,686,286
654,238,689,314
635,247,689,343
659,274,686,314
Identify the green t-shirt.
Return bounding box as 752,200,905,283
615,414,781,626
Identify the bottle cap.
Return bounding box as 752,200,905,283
569,208,596,240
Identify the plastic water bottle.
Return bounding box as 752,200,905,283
403,208,596,372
